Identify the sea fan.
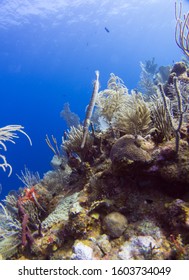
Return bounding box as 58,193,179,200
60,102,80,128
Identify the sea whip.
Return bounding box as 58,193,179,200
81,70,100,149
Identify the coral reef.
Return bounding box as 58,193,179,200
1,61,189,260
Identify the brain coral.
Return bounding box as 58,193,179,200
110,135,151,164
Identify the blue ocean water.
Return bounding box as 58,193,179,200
0,0,187,199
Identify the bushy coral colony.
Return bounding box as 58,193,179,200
1,59,189,260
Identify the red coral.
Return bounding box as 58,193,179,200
17,197,34,247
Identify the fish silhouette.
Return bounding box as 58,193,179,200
105,27,110,33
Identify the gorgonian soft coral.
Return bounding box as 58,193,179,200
112,91,152,137
96,74,151,137
0,125,32,176
96,73,129,124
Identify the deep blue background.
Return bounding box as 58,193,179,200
0,0,187,198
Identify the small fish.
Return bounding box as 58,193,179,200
105,27,110,33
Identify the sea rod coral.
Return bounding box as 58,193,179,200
0,125,32,176
175,1,189,57
81,70,100,149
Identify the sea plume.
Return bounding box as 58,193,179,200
96,73,129,124
112,91,152,137
0,125,32,176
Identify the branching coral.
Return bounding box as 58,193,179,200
171,77,187,153
0,125,32,176
144,72,188,154
168,77,189,121
158,77,187,153
45,134,61,158
95,67,188,146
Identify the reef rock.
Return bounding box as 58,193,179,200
165,199,189,228
103,212,128,238
119,235,158,260
71,241,93,260
110,135,151,165
96,234,112,254
42,192,80,229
